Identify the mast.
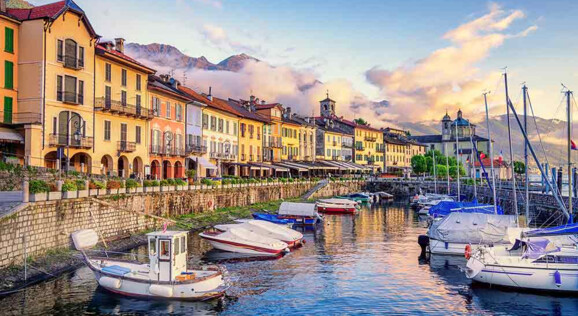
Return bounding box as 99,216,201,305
504,72,518,217
455,121,460,201
523,85,530,226
567,89,573,222
433,151,437,194
484,92,498,214
469,121,477,200
445,142,450,195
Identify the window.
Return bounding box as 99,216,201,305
78,80,84,105
166,102,171,118
210,116,216,131
240,123,246,137
136,94,141,109
64,75,77,103
174,238,180,256
159,240,170,259
105,63,111,81
78,46,84,68
181,236,185,253
4,27,14,53
233,122,238,135
151,97,160,116
149,240,156,255
4,61,13,89
136,126,141,144
136,74,141,91
121,69,127,86
104,120,111,141
52,117,57,134
202,113,208,128
121,91,127,106
176,104,182,121
56,75,63,101
226,121,230,134
57,39,63,62
218,118,224,132
105,86,111,105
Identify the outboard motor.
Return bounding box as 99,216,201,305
418,235,430,258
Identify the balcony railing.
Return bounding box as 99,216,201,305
241,154,246,161
364,136,377,142
117,141,136,153
376,147,385,153
59,91,83,105
249,155,254,162
210,152,236,161
185,144,207,154
49,133,93,149
95,98,154,120
149,145,186,156
332,155,340,161
342,142,353,148
61,55,84,70
355,145,365,151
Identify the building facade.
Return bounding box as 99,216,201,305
256,102,283,163
354,125,384,170
202,95,239,176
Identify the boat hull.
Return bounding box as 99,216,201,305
317,205,357,214
429,239,471,256
201,236,286,256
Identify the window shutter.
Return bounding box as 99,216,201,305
4,61,13,89
4,28,14,53
79,80,84,104
57,40,63,62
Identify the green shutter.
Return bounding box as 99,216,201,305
3,97,12,124
4,61,13,89
4,27,13,53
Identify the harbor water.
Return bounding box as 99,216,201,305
2,203,578,315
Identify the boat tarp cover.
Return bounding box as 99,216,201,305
524,223,578,238
278,202,317,217
428,201,503,218
427,212,517,244
509,238,561,259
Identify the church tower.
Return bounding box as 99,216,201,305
320,91,336,118
441,110,452,141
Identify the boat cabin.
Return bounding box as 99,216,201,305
147,231,188,282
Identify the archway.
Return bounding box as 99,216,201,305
44,151,65,170
100,155,113,175
70,152,91,174
174,161,183,179
162,160,172,179
117,155,129,177
151,160,161,180
132,156,143,179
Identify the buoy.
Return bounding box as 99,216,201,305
464,244,472,260
554,270,562,287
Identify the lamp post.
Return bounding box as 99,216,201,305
65,115,84,173
163,131,173,179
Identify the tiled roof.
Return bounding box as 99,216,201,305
315,117,353,135
384,136,407,146
228,100,270,123
474,157,508,168
177,85,211,105
148,76,191,102
96,43,155,73
256,103,282,110
211,97,242,117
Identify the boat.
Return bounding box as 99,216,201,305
251,213,293,225
72,229,228,300
375,191,394,201
199,227,290,256
316,198,359,214
336,193,371,203
275,202,322,226
214,220,304,248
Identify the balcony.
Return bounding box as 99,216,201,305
173,147,186,157
241,154,246,161
342,142,353,148
376,147,385,153
0,111,42,124
95,98,154,120
365,136,377,142
210,152,236,161
332,155,340,161
59,91,83,105
249,155,254,162
257,154,261,161
49,133,93,149
61,55,84,70
117,141,136,153
149,145,185,156
185,144,207,154
355,145,365,151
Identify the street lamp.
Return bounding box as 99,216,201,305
65,115,84,173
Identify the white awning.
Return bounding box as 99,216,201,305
0,127,23,143
197,157,218,170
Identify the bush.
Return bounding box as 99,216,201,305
312,177,320,182
166,178,176,185
125,179,140,189
107,180,122,189
267,177,274,183
174,179,187,186
29,180,50,194
279,178,288,183
222,179,232,185
75,179,86,190
90,180,105,190
288,178,295,183
186,169,196,179
200,178,213,185
61,180,78,192
143,180,159,187
160,179,169,186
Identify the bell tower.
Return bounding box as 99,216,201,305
441,110,452,141
320,91,336,118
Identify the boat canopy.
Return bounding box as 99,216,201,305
523,223,578,238
428,201,503,218
509,238,560,259
278,202,317,217
427,212,517,244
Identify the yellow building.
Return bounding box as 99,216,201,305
94,39,156,178
256,102,283,163
354,125,384,171
383,127,427,175
12,1,98,172
281,116,300,161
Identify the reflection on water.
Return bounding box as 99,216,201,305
2,203,578,315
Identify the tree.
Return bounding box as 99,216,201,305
435,165,447,178
449,165,466,178
354,118,368,125
411,155,427,174
513,161,525,175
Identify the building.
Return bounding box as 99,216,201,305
255,102,283,163
290,113,316,162
353,124,384,171
177,85,209,176
147,75,189,179
409,109,490,174
10,0,98,172
315,116,349,162
382,127,427,176
94,39,155,178
473,157,511,180
281,110,301,161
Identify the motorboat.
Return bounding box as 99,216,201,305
421,212,518,255
465,223,578,292
214,220,304,248
336,193,371,203
271,202,323,226
375,191,394,201
199,227,290,256
316,198,359,214
412,193,453,210
72,229,228,300
250,213,293,226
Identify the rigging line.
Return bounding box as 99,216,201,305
527,91,558,167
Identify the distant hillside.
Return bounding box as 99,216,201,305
6,0,33,9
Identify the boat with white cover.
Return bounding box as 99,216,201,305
199,227,290,256
215,220,304,248
276,202,322,226
72,229,228,300
316,198,359,214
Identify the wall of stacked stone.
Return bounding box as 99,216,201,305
0,181,363,269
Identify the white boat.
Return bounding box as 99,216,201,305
465,237,578,292
277,202,323,225
425,212,518,255
316,198,359,214
375,191,394,201
215,220,304,248
72,229,228,300
199,227,290,256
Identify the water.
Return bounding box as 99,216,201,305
2,203,578,315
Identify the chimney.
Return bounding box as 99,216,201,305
207,87,213,101
114,38,125,53
1,1,6,13
286,107,292,118
261,100,266,105
104,41,114,51
159,74,170,82
169,77,180,89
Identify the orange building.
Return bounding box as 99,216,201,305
256,103,283,163
147,75,190,179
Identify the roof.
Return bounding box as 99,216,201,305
177,85,211,106
452,117,475,127
147,76,191,102
256,103,283,110
0,10,22,23
210,96,242,117
409,134,489,143
320,97,335,103
315,117,353,135
8,0,98,37
384,136,407,146
96,43,155,74
474,157,508,168
228,100,270,124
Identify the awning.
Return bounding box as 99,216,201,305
249,163,273,171
0,127,23,143
320,160,355,171
277,162,307,172
310,162,338,170
271,164,290,172
197,157,218,170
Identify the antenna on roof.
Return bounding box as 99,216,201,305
182,72,188,86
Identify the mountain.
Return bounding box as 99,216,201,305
6,0,33,9
125,43,259,72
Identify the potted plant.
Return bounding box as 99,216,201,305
175,178,187,191
106,179,122,195
61,180,78,199
29,179,50,202
143,180,160,192
89,180,106,196
76,179,89,198
48,182,62,200
186,169,196,183
125,179,140,193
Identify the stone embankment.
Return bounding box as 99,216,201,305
0,180,364,270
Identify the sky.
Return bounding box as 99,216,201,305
29,0,578,126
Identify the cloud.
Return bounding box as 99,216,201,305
200,24,265,56
190,0,222,9
365,3,537,122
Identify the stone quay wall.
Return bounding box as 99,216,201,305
0,180,364,269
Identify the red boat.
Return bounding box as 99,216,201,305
316,199,359,214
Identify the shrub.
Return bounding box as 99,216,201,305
107,180,122,189
29,180,50,194
222,179,232,185
186,169,196,179
279,178,287,183
288,178,295,183
90,180,105,190
61,180,78,192
267,178,274,183
75,179,86,190
166,178,176,185
174,179,187,186
200,178,213,185
143,180,159,187
160,179,169,186
125,179,140,189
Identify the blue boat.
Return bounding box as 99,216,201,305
252,213,292,225
252,213,318,226
428,200,504,218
